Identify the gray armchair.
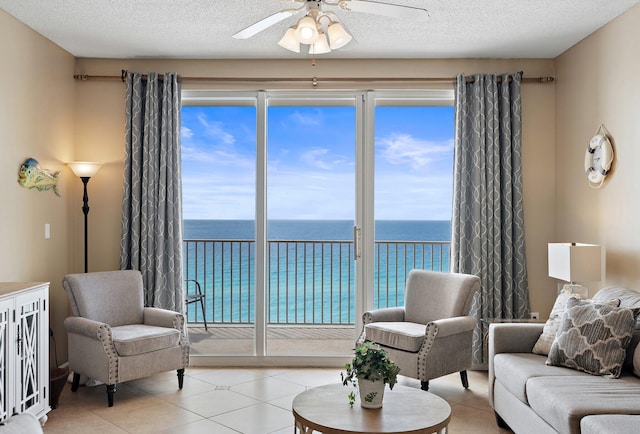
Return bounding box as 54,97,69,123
63,270,190,406
357,269,479,391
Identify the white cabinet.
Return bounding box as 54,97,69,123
0,282,50,424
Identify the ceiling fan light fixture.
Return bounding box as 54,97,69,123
295,15,319,44
310,32,331,55
278,26,300,52
327,21,352,49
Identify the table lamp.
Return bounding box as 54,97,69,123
548,242,601,298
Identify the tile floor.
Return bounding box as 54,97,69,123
43,368,513,434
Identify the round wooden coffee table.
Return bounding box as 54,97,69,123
292,383,451,434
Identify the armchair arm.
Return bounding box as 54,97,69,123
144,307,186,331
363,307,405,324
64,316,111,341
416,315,478,383
426,315,477,338
64,316,118,384
357,307,406,346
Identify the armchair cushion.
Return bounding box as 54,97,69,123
64,270,144,326
365,322,425,352
404,270,477,324
112,325,181,356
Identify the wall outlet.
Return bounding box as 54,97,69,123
530,312,539,320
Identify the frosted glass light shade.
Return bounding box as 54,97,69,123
295,16,319,44
68,161,103,178
278,27,300,53
327,22,352,49
548,243,601,282
310,32,331,54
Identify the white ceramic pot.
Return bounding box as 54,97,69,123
358,379,385,409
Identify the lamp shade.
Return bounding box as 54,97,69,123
327,22,352,50
278,26,300,53
310,32,331,54
68,162,103,178
548,243,601,282
295,16,319,44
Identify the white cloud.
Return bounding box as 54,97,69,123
289,110,323,126
378,134,453,170
181,126,193,139
301,148,332,170
200,115,235,144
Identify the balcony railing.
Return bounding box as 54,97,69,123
183,239,450,326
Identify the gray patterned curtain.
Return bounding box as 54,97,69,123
452,72,530,366
120,71,184,312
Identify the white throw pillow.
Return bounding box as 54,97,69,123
532,291,580,356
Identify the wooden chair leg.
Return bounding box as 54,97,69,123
460,370,469,389
421,381,429,391
177,369,185,389
106,384,116,407
71,372,81,392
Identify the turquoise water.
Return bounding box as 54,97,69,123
183,220,451,325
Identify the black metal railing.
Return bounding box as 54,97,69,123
183,239,450,326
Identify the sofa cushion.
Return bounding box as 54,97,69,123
365,322,425,352
0,413,43,434
634,343,640,377
593,286,640,310
593,286,640,375
533,293,619,356
546,299,639,378
493,353,586,404
112,324,181,356
527,375,640,434
580,415,640,434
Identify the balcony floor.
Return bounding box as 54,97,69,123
187,325,356,356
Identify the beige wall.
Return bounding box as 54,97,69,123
555,4,640,291
0,10,76,363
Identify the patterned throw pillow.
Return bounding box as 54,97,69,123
546,298,640,378
532,293,619,356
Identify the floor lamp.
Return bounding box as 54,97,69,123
68,162,103,273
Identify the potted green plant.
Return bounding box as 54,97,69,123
341,341,401,408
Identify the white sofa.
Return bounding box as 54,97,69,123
488,286,640,434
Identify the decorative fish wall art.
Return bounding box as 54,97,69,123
18,157,61,196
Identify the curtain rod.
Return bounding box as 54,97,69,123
72,70,554,85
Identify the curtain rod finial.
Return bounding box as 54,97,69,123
121,69,128,82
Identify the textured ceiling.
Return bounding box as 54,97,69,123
1,0,639,59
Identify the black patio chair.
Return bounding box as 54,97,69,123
185,279,207,330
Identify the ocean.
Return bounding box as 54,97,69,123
183,220,451,325
183,219,451,241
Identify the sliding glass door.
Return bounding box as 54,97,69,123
181,90,453,363
265,96,359,356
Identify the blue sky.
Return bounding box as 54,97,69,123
181,104,453,220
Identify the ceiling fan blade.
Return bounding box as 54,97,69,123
339,0,429,20
233,10,302,39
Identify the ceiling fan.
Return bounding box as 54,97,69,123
233,0,429,55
